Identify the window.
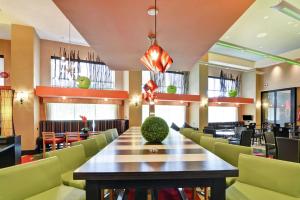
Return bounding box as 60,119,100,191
51,57,115,89
142,71,188,94
0,56,4,86
262,88,296,126
142,104,186,127
47,103,118,120
208,106,238,122
208,77,237,97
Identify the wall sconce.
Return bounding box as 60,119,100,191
200,98,208,108
256,101,261,109
130,95,141,107
16,91,28,104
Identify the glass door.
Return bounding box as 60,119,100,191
261,88,296,126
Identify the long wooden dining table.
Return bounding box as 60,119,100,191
74,127,238,200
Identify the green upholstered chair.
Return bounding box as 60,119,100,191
214,142,252,186
46,145,86,190
179,128,194,138
108,128,119,139
189,131,213,145
89,133,108,151
72,138,99,159
0,157,85,200
226,154,300,200
199,136,228,153
104,131,115,144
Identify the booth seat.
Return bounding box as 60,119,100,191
226,154,300,200
0,157,85,200
46,145,87,190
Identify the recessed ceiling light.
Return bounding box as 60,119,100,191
288,21,294,25
263,16,269,19
256,32,268,38
147,7,158,16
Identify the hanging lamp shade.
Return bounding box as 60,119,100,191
141,41,173,73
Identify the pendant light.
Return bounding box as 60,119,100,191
140,0,173,73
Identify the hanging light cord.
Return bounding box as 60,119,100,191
154,0,157,43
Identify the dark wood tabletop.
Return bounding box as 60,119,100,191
74,127,238,200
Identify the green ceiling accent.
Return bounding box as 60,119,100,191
216,40,300,66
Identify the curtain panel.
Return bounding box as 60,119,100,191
149,71,189,94
51,56,115,89
0,90,14,136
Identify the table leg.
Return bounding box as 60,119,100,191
86,180,101,200
210,178,226,200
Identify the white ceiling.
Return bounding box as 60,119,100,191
0,0,88,45
210,0,300,62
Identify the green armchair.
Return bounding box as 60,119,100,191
214,142,252,186
72,138,99,160
199,136,228,153
46,145,87,190
0,157,85,200
89,133,108,151
226,154,300,200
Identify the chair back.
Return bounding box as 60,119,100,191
89,133,108,150
214,142,252,167
276,137,300,162
42,132,55,141
234,126,246,139
46,145,86,173
171,122,180,131
72,138,98,159
240,130,252,147
200,136,228,153
0,157,61,200
65,132,80,143
238,154,300,198
264,131,276,144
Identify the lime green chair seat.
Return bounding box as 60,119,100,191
46,145,87,189
72,138,99,159
226,154,300,200
25,185,85,200
89,134,108,151
61,171,85,190
200,136,228,153
0,157,85,200
227,181,299,200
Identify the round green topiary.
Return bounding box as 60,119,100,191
141,116,169,143
228,89,238,97
167,85,177,94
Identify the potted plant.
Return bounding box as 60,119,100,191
76,76,91,89
167,85,177,94
141,116,169,143
80,115,90,133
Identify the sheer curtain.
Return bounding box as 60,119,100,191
0,90,14,136
142,71,189,94
47,103,118,120
51,57,115,89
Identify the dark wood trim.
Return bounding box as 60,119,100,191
0,55,4,58
51,56,106,65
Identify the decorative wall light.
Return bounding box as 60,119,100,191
140,0,173,73
131,95,141,107
16,91,28,104
200,97,208,108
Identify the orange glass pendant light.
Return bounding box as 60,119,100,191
140,0,173,73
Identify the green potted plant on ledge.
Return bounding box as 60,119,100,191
141,116,169,143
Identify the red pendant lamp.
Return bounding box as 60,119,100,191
140,0,173,73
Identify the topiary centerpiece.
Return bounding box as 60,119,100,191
141,116,169,143
76,76,91,89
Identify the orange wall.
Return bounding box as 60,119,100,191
11,24,40,150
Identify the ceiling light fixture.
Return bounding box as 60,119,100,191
256,32,268,38
140,0,173,73
272,0,300,21
216,40,300,66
